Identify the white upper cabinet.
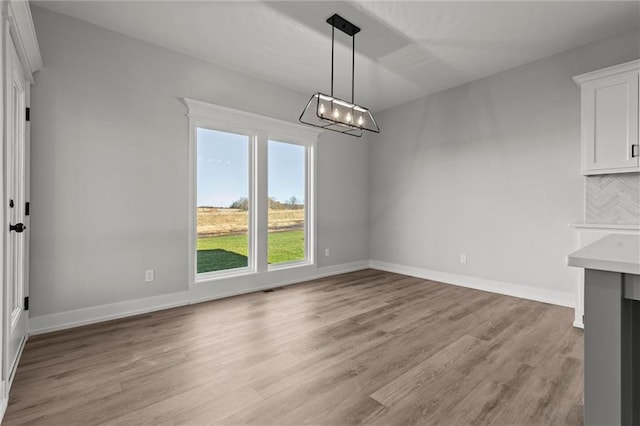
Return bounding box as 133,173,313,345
574,60,639,175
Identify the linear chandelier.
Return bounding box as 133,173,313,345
299,14,379,137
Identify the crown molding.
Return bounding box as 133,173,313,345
5,1,43,82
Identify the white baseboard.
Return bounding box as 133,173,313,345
315,260,370,279
29,291,190,335
0,335,27,424
573,309,584,329
187,276,319,306
29,261,370,336
369,260,575,308
8,337,27,387
0,393,7,425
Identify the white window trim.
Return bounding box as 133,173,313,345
183,98,321,287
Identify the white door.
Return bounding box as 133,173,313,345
5,34,28,379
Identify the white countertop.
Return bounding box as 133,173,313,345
567,234,640,275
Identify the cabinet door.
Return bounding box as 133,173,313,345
582,71,639,174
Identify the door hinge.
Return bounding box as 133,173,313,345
25,202,30,216
632,144,639,158
24,297,29,311
25,107,30,122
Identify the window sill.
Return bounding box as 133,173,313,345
195,267,255,283
268,259,312,272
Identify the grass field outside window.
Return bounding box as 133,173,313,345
197,207,305,273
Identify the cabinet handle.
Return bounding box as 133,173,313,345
633,144,639,158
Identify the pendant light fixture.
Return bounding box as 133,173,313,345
299,14,379,137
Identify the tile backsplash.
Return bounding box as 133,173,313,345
585,173,640,224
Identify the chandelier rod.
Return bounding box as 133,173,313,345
352,34,355,104
331,23,334,98
328,15,358,103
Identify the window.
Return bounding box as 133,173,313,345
185,99,320,283
196,129,250,274
268,140,306,265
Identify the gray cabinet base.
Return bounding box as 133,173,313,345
584,269,638,426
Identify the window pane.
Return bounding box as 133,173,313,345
197,128,249,273
268,140,305,264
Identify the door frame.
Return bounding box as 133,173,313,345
0,0,42,417
3,28,29,387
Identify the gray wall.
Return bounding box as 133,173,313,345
369,29,640,297
29,7,369,318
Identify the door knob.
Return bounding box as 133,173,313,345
9,223,26,233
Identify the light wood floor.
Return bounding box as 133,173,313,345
4,269,584,425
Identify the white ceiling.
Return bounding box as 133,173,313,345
33,1,640,112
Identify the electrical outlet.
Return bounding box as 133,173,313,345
325,248,330,257
460,254,467,265
145,270,155,282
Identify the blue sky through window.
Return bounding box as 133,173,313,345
197,128,305,207
268,140,305,206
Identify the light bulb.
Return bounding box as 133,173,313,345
358,116,364,126
346,113,352,123
319,104,325,115
333,109,339,119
